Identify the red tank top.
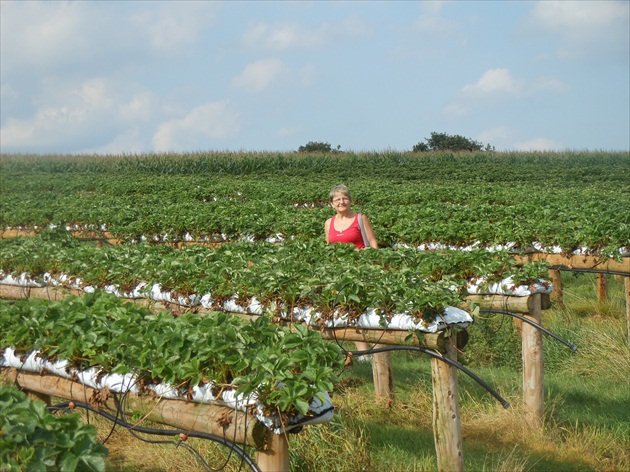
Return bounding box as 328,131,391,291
329,214,365,249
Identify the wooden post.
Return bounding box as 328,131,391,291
597,273,608,303
548,269,563,308
431,337,464,472
256,431,290,472
354,341,394,402
625,277,630,345
522,294,544,427
371,346,394,403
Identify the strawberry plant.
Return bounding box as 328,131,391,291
1,152,627,252
0,292,343,419
0,232,549,323
0,385,108,472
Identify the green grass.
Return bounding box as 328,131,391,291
287,273,629,472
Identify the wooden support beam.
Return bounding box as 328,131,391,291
548,269,563,308
322,328,445,351
431,337,464,472
0,229,121,245
0,229,39,239
521,294,544,427
0,285,82,301
515,253,630,274
597,274,608,303
371,346,394,403
1,368,268,449
256,430,290,472
464,293,551,314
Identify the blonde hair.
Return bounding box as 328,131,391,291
329,184,352,202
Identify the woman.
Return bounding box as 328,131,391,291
325,184,379,363
325,184,378,249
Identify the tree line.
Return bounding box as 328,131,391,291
298,132,494,153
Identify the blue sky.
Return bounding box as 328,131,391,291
1,0,628,154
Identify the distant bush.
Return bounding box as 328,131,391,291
298,142,341,153
413,132,494,152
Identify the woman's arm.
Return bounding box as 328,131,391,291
361,214,379,249
324,218,332,244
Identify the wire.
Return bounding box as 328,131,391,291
48,400,261,472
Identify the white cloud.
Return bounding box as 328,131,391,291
232,59,287,93
0,78,155,152
118,92,154,122
513,138,565,152
525,0,629,60
531,0,626,32
459,68,567,99
0,0,216,81
75,79,114,111
420,1,449,16
0,78,114,150
241,17,369,51
131,2,218,54
151,101,241,152
413,1,458,38
80,129,146,155
531,77,568,93
461,68,522,97
0,1,91,73
242,23,317,50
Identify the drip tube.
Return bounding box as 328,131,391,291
480,309,578,351
351,345,510,409
48,401,261,472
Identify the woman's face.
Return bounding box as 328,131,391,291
331,192,351,212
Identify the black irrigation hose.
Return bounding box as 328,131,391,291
114,388,225,472
480,309,578,352
48,401,261,472
350,345,511,409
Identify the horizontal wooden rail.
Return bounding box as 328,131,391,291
320,327,446,350
464,293,551,314
515,253,629,275
1,368,268,450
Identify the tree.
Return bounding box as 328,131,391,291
413,132,494,152
297,141,341,153
298,141,331,153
